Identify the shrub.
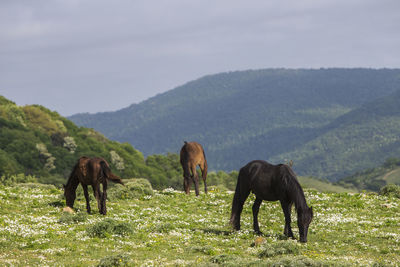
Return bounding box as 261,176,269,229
191,245,217,256
97,254,130,267
210,254,240,264
108,178,153,200
258,240,301,258
86,218,133,238
379,184,400,198
0,174,38,186
18,182,56,190
59,211,88,224
151,222,174,233
264,255,350,267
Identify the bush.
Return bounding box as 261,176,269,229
59,211,88,224
191,245,216,256
264,255,350,267
97,254,130,267
86,218,133,238
379,184,400,198
108,178,153,200
258,240,301,258
0,174,38,186
210,254,240,264
151,222,175,233
18,183,56,190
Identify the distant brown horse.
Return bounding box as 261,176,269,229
64,156,124,215
180,141,208,196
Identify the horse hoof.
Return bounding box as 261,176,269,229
254,230,263,236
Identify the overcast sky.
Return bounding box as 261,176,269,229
1,0,399,116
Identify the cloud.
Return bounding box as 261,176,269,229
1,0,400,116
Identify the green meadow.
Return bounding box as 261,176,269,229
0,181,399,266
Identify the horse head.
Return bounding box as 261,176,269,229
63,183,76,208
298,206,313,243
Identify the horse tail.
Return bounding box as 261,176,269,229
230,167,250,230
202,149,208,180
100,161,124,185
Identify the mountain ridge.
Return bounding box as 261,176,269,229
69,68,400,180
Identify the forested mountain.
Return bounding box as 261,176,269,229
274,88,400,179
69,68,400,180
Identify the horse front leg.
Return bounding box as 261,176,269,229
281,201,294,238
82,184,91,214
252,198,263,235
191,165,200,196
230,189,250,231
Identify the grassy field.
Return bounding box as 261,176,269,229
298,176,356,193
0,182,399,266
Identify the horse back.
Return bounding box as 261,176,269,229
180,141,206,166
241,160,288,201
76,156,104,185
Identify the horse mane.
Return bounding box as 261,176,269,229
65,160,80,189
280,164,307,211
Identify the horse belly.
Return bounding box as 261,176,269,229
252,186,279,201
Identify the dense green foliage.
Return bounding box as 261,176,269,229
0,95,243,190
69,68,400,180
0,96,177,188
379,184,400,198
0,183,398,265
338,157,400,191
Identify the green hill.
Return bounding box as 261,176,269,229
1,95,352,193
0,96,185,188
69,68,400,180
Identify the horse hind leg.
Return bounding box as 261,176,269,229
82,184,91,214
252,198,263,235
183,177,192,194
182,163,191,194
190,164,200,196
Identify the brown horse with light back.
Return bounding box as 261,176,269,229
64,156,124,215
180,141,208,196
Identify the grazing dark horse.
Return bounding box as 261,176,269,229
230,160,313,243
180,141,208,196
64,156,124,215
